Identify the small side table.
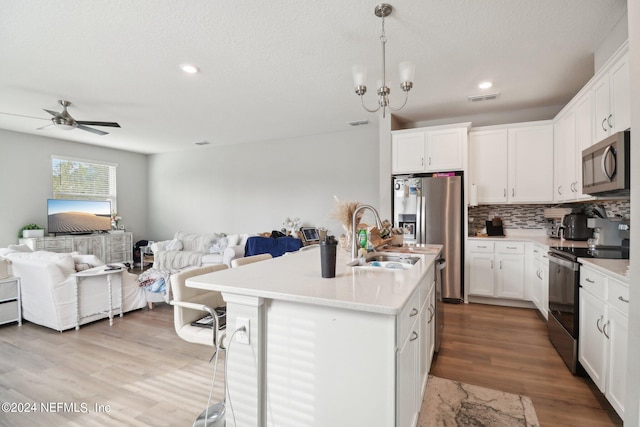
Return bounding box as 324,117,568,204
140,246,154,270
73,267,124,330
0,276,21,326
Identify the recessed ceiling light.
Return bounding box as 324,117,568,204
180,64,200,74
478,81,493,89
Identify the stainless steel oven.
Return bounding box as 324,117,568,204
547,244,629,374
547,249,580,373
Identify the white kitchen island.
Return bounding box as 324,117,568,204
187,244,442,427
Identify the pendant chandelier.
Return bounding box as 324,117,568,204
352,3,415,118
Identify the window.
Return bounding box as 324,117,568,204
51,156,118,210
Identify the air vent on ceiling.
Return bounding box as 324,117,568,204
468,93,500,102
194,141,210,146
348,120,369,126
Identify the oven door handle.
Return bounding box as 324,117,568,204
547,252,580,271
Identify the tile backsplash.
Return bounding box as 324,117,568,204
468,200,630,235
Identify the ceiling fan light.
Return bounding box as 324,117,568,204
52,117,76,130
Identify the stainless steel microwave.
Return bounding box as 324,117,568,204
582,130,630,196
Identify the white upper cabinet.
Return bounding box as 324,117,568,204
391,123,469,174
469,129,509,203
392,131,426,174
470,122,554,204
592,45,630,143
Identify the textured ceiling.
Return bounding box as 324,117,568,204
0,0,627,154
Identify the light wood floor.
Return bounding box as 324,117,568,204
429,302,622,427
0,302,622,426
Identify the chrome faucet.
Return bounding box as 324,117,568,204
351,204,383,258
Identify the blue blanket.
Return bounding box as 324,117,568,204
244,236,302,257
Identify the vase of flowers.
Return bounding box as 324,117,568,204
283,216,301,237
111,211,122,230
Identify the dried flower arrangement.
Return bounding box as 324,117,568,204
331,195,363,234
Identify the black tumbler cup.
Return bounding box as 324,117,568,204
320,235,338,278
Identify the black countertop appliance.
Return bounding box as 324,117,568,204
562,213,591,241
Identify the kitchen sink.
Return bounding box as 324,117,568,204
347,253,420,270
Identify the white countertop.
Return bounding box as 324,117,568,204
187,244,442,315
579,258,630,284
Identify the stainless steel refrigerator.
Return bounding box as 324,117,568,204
393,173,464,302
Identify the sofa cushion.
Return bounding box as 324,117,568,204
226,234,240,246
8,244,33,252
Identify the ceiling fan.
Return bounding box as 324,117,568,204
0,100,120,136
40,100,120,136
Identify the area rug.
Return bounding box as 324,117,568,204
421,375,540,427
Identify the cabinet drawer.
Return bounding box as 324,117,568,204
468,241,494,253
398,288,420,344
43,239,73,250
495,241,525,254
0,300,19,324
580,266,606,300
108,242,130,252
0,280,18,300
608,279,629,317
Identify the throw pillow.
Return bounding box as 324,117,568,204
226,234,240,246
165,239,183,251
75,263,92,272
209,236,229,254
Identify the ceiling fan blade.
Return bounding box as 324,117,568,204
0,112,50,121
76,121,120,128
77,124,108,136
36,123,54,130
43,109,59,117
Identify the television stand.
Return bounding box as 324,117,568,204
19,233,133,266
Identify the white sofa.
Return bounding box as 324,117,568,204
1,247,147,331
151,231,250,270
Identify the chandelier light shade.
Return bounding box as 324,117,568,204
352,3,414,117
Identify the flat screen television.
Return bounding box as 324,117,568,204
47,199,112,234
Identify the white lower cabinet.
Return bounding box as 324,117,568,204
529,244,549,320
468,240,526,300
578,265,628,418
397,265,435,427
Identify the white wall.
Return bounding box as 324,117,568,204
146,127,380,241
0,129,148,247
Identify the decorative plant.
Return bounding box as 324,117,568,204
331,195,363,234
111,211,122,228
283,217,301,233
18,223,43,237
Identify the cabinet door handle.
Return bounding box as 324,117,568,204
557,185,562,195
506,246,518,250
490,260,494,269
499,260,503,269
421,157,424,166
477,245,487,248
596,315,603,333
428,157,432,166
409,308,418,317
503,188,506,197
410,331,419,342
585,277,595,283
512,188,515,197
607,114,613,129
602,118,608,132
618,296,629,303
603,321,610,339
